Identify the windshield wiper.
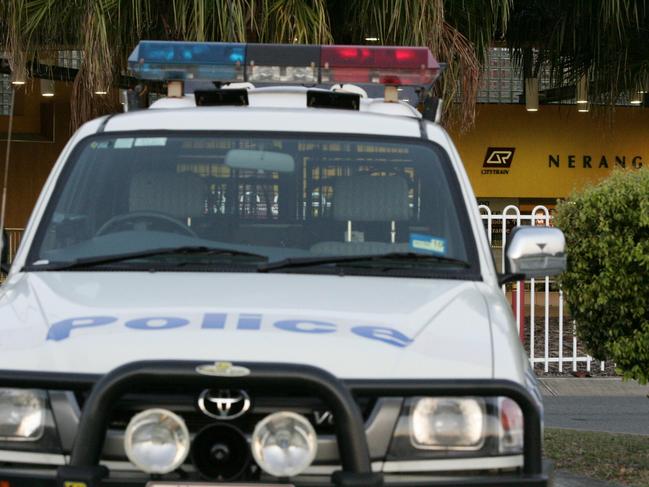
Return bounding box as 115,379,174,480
26,246,269,271
258,252,470,273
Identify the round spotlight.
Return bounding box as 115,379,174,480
251,411,317,478
124,408,190,474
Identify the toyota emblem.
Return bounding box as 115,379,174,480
198,389,251,420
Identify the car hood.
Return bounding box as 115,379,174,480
0,272,493,379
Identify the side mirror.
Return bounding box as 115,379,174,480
1,230,10,274
500,226,566,285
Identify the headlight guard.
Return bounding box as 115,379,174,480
0,362,549,487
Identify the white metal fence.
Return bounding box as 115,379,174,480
479,205,609,374
1,215,609,375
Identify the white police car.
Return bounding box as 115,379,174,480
0,41,564,487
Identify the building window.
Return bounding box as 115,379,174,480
57,50,83,69
478,48,523,104
0,74,12,116
477,47,640,107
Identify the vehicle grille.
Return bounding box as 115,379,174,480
77,391,376,435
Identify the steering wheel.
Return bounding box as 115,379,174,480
95,211,198,238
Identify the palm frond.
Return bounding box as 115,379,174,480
3,0,31,83
1,0,510,130
212,0,256,42
344,0,510,129
259,0,333,44
507,0,649,105
437,22,481,131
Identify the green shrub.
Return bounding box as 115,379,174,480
555,169,649,384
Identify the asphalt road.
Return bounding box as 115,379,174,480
543,395,649,435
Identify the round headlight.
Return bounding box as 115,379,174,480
124,408,190,474
251,411,317,478
411,397,485,449
0,389,46,441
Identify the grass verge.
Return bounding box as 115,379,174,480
544,428,649,486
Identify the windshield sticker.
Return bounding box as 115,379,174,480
114,138,134,149
134,137,168,147
46,313,413,348
90,141,111,149
409,233,447,255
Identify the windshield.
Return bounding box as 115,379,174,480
29,133,478,278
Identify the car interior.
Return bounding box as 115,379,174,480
37,135,469,262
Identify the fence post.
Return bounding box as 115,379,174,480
502,205,523,341
512,281,525,344
532,206,551,372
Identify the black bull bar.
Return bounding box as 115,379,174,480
0,360,549,486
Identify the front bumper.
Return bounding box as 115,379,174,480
0,467,554,487
0,361,553,486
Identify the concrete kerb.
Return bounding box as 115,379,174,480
555,471,625,487
539,377,649,397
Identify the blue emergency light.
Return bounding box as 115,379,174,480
128,40,440,86
128,40,246,81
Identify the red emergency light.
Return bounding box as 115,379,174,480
321,45,440,85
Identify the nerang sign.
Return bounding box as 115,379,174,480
452,104,648,198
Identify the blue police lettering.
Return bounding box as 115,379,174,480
47,313,414,348
274,319,336,334
47,316,117,341
201,313,226,329
351,326,413,348
237,314,262,330
125,317,189,330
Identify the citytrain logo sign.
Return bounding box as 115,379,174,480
482,147,515,174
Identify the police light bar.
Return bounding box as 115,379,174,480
128,41,440,86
